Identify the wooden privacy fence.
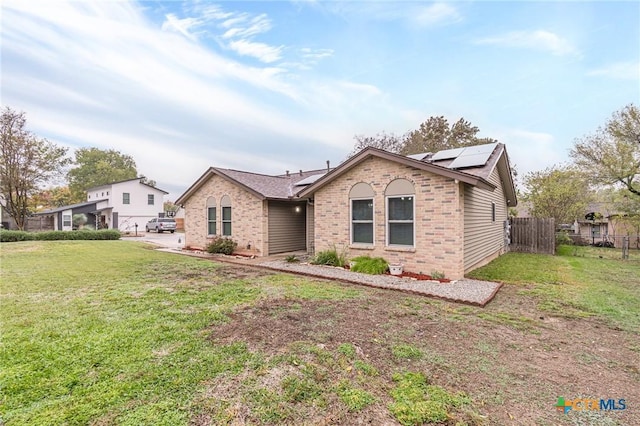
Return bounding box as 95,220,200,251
509,217,555,254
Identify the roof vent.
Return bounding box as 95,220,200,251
326,160,330,171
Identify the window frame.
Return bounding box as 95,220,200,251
386,195,415,247
222,206,232,236
62,214,72,227
491,202,496,222
122,193,130,204
350,197,374,245
207,206,217,236
148,194,155,205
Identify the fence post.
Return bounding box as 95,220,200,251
622,236,629,260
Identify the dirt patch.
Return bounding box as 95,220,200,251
207,282,639,425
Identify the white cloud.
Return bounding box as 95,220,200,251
412,3,461,27
161,13,201,41
587,61,640,80
228,40,284,63
474,30,578,57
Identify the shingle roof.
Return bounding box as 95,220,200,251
34,200,108,215
176,167,330,204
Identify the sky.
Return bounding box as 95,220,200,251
2,0,639,200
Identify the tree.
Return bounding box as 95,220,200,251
400,116,497,155
522,165,592,224
0,107,70,230
348,131,404,157
348,116,496,157
67,148,138,200
31,186,75,211
570,104,640,197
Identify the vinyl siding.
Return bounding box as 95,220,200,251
268,201,307,254
463,166,508,271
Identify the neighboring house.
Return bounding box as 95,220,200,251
35,178,168,232
574,202,640,247
177,142,517,280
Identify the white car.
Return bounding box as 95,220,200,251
145,218,176,233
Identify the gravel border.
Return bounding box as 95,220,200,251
258,261,501,307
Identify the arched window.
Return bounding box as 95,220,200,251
385,179,415,246
349,183,374,244
220,195,232,236
206,197,216,235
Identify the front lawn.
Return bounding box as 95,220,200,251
467,245,640,331
2,241,638,425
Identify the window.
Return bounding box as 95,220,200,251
385,179,415,247
352,200,374,243
221,195,232,236
63,215,72,227
491,202,496,222
388,196,414,245
148,194,154,205
349,182,375,244
206,197,216,235
123,193,130,204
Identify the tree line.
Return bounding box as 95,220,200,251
349,105,640,226
0,106,151,230
2,104,639,231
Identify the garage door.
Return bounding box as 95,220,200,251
268,201,306,255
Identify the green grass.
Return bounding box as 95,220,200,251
0,241,359,425
392,344,424,360
467,245,640,331
388,372,469,425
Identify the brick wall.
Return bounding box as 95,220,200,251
183,174,266,255
313,156,465,280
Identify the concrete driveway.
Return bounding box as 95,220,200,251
135,231,186,249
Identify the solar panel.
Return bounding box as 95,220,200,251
430,147,466,161
459,143,498,156
407,152,431,161
448,152,492,169
294,173,325,186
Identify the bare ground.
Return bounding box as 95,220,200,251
195,265,639,425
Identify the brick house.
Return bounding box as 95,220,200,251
175,168,329,256
177,142,517,279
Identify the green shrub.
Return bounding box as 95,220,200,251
206,237,238,255
350,256,389,274
0,229,120,242
430,271,445,280
285,254,299,263
311,246,347,267
0,230,34,242
555,231,573,248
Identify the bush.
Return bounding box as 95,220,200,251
350,256,389,274
0,230,34,242
0,229,121,242
311,246,347,267
555,231,573,247
206,237,237,255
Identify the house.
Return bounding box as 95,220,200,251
574,203,640,248
176,168,330,256
35,178,169,232
177,142,517,280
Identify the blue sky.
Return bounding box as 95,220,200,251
2,1,639,199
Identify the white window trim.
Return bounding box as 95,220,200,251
207,206,217,236
222,206,232,236
385,194,415,248
350,197,374,245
